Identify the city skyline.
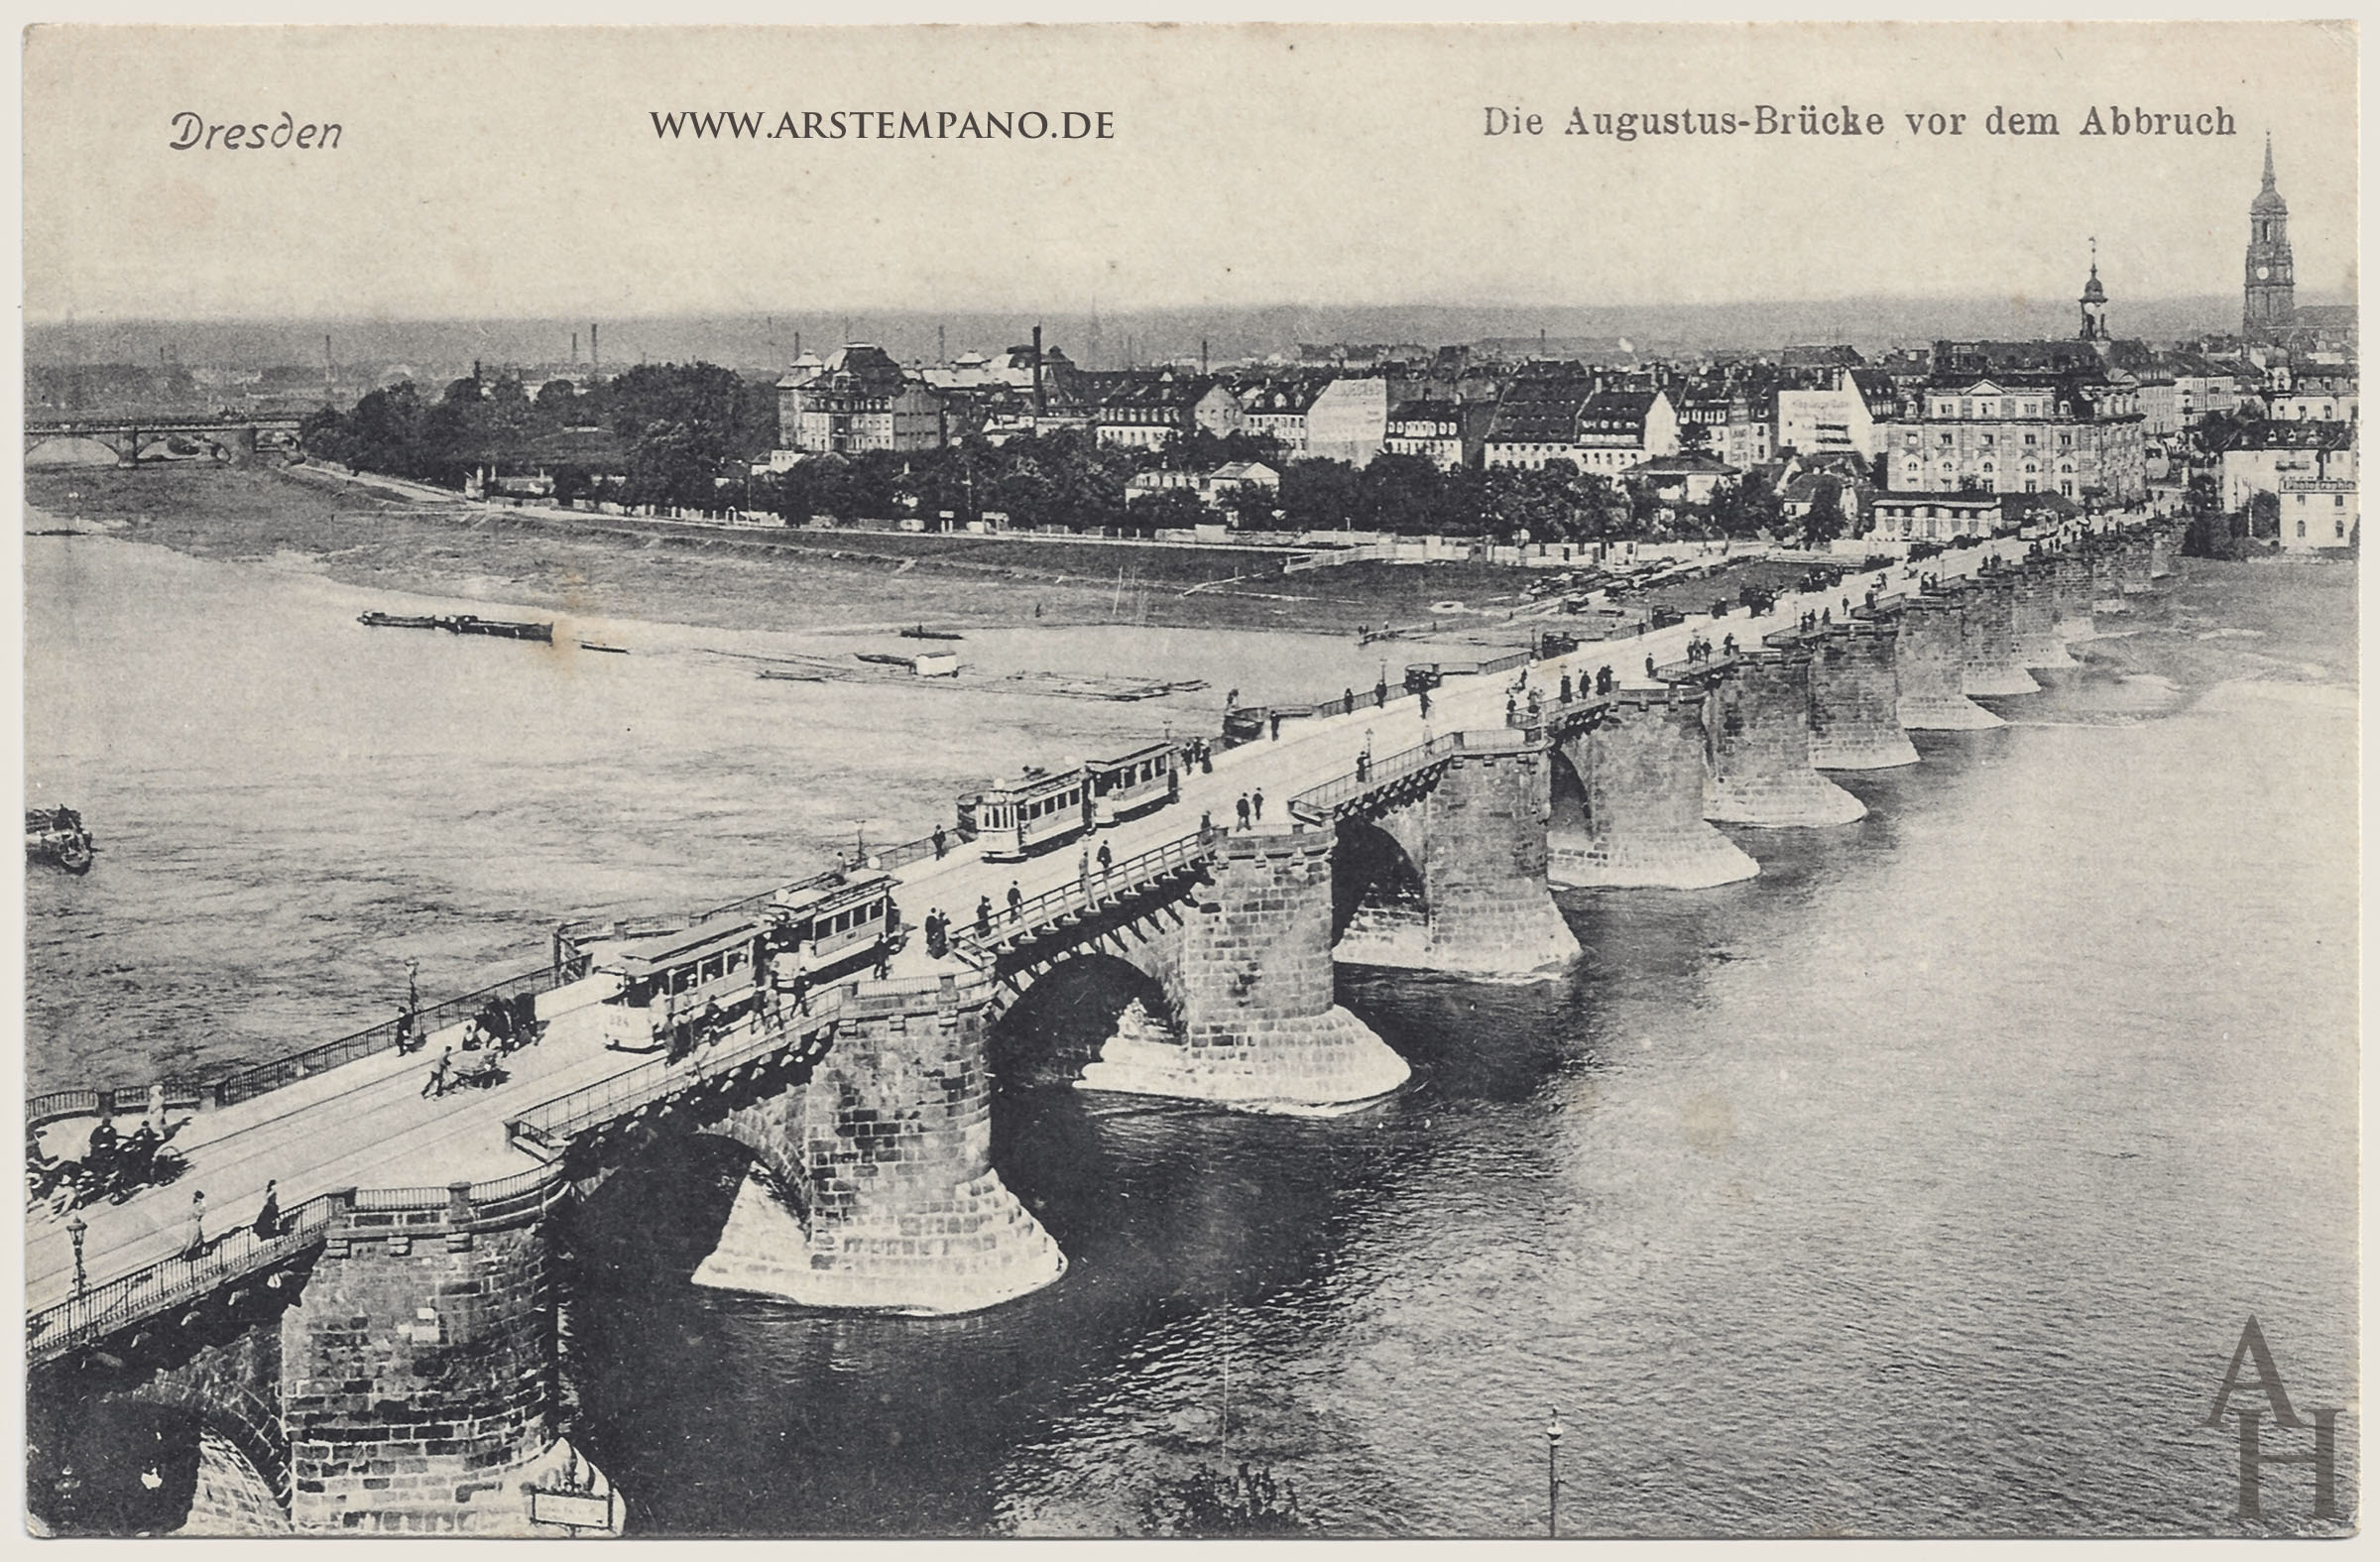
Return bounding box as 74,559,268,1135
25,23,2357,326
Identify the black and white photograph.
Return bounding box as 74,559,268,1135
16,19,2360,1538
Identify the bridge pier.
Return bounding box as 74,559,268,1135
1083,823,1409,1108
1956,574,2040,697
1702,651,1866,826
1341,744,1583,977
1548,689,1757,889
1893,597,2004,730
280,1180,621,1535
1808,621,1919,770
2009,559,2075,669
693,972,1068,1312
2050,552,2097,643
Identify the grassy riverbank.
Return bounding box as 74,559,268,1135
25,462,1546,644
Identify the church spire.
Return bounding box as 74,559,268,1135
2262,131,2276,192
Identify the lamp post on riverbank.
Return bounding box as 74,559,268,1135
67,1213,86,1296
1545,1408,1564,1538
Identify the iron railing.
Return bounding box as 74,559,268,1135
27,1190,343,1363
28,960,595,1127
502,968,973,1154
213,961,585,1109
1285,729,1527,823
28,1162,571,1365
949,828,1221,955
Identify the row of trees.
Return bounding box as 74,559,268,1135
298,362,1849,544
300,364,775,509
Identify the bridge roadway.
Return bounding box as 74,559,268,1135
25,526,2100,1323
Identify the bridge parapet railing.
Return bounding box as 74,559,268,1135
954,829,1221,955
29,958,596,1127
29,1190,343,1366
1287,729,1523,822
505,969,977,1154
29,1160,576,1365
213,960,588,1110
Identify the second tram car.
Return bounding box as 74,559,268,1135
1087,741,1181,826
771,870,900,971
958,765,1093,862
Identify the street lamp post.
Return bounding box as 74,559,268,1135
67,1213,87,1296
1545,1408,1565,1538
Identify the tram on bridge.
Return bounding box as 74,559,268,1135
589,917,773,1051
961,742,1185,861
961,765,1094,862
770,870,899,971
1086,742,1180,826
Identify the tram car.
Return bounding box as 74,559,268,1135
958,764,1094,862
769,870,900,976
589,915,772,1051
1086,741,1181,826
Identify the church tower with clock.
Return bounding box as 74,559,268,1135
2243,135,2296,339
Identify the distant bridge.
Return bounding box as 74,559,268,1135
24,412,308,466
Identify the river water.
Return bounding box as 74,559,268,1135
24,533,2357,1536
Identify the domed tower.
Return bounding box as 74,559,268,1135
2079,241,2109,343
2244,135,2296,339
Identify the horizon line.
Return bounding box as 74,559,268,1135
23,290,2321,332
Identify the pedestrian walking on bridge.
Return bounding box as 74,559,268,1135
1078,850,1093,896
1645,655,1656,679
1008,881,1023,921
1235,794,1250,830
1251,788,1265,823
976,897,993,936
182,1190,207,1260
253,1179,281,1240
932,825,948,860
1097,841,1114,878
422,1047,453,1099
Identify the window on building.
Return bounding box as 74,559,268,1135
2337,520,2347,539
2059,433,2073,448
2024,433,2037,446
1961,401,1972,418
1940,433,1954,447
1981,434,1995,448
2061,481,2074,497
2298,520,2307,539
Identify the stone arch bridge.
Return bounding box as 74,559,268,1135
24,520,2176,1534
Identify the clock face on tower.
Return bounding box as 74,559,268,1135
2257,265,2272,280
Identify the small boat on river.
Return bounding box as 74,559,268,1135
578,642,629,655
357,610,554,642
448,614,554,643
26,807,94,875
898,625,966,642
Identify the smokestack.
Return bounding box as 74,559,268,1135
590,323,599,374
571,330,578,364
939,323,947,363
1032,324,1045,419
1202,337,1209,376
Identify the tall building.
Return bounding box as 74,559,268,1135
2079,246,2109,344
2243,136,2297,340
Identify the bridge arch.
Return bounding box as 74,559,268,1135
1330,814,1429,948
990,946,1182,1089
24,433,130,466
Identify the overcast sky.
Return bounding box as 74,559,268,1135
23,22,2358,323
